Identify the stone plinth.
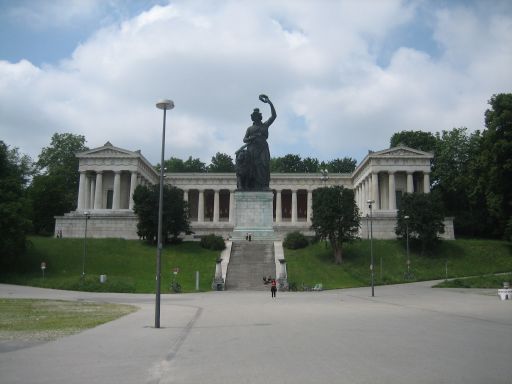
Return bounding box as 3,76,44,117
232,191,275,240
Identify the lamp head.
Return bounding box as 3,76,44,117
156,99,175,110
404,215,410,220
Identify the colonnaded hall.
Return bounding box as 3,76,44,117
55,141,454,240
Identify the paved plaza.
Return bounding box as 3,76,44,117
0,282,511,384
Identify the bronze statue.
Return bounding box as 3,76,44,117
236,94,276,190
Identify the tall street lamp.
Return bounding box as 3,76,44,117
155,99,174,329
404,215,411,279
367,200,375,297
82,211,90,278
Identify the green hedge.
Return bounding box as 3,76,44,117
283,231,309,249
200,234,226,251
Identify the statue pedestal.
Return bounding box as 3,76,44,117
232,191,275,240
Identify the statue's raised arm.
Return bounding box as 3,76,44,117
259,94,276,128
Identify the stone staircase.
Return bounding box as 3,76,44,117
225,241,275,291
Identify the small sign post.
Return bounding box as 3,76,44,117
41,262,46,280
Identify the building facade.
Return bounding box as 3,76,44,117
55,142,454,240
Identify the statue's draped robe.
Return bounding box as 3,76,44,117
243,123,270,189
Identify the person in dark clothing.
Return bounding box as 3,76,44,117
271,279,277,298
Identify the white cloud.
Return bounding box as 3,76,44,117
0,0,511,165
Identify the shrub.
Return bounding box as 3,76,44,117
283,231,309,249
200,234,226,251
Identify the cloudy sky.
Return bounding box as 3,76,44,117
1,0,511,166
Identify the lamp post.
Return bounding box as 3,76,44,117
367,200,375,297
404,215,410,279
155,99,174,329
82,211,90,278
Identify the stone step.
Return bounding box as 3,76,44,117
226,241,276,291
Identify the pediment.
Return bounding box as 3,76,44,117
371,146,433,158
77,143,139,158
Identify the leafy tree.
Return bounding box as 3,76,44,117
36,133,87,179
29,174,71,234
29,133,88,234
311,186,360,264
477,93,512,238
161,157,186,172
431,127,488,237
208,152,235,172
390,130,437,152
271,154,304,173
0,141,32,267
322,157,357,173
132,184,191,244
183,156,206,172
395,193,445,254
302,157,319,173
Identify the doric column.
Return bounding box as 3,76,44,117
229,190,235,223
360,179,366,215
183,189,189,203
275,190,282,223
198,190,204,222
407,172,414,193
423,172,430,193
291,189,297,223
129,171,138,210
94,172,103,209
213,190,220,223
371,172,379,209
84,175,91,210
77,171,86,210
307,189,313,224
388,171,396,210
113,171,121,209
89,177,96,209
357,184,362,212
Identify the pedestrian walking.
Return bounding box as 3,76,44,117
271,278,277,298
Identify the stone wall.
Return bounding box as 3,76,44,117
55,211,139,239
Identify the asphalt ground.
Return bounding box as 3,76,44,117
0,282,511,384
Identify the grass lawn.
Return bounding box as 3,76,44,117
0,299,137,341
0,236,220,293
285,239,512,289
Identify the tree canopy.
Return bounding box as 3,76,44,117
132,184,191,244
29,133,88,234
161,156,206,173
390,130,437,152
321,157,357,173
478,93,512,238
395,193,445,253
208,152,235,172
270,154,357,173
311,186,360,264
0,141,32,267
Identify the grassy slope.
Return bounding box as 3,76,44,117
0,237,220,293
285,239,512,289
1,237,510,292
